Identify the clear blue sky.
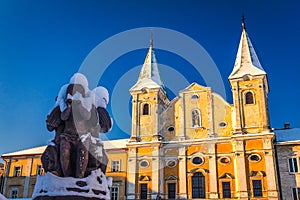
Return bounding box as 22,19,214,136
0,0,299,157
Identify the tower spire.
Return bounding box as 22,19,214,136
228,19,266,79
130,35,165,92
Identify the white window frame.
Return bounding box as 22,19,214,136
9,186,19,199
13,166,22,177
292,188,300,200
288,157,299,173
111,160,121,172
111,185,120,200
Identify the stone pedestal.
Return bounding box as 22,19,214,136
32,169,112,200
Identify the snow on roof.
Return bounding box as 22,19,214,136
103,138,129,150
2,146,47,157
274,128,300,144
1,139,129,158
229,27,266,79
130,44,164,92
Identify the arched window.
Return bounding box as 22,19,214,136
192,172,205,198
142,103,149,115
192,109,201,127
245,91,255,104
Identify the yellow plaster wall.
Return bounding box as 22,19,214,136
212,94,233,137
216,143,233,154
182,84,211,140
245,139,263,151
106,150,127,172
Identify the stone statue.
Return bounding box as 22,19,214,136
42,74,112,178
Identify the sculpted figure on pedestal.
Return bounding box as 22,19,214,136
42,73,112,178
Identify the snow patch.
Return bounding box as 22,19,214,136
93,86,109,108
32,169,112,200
69,73,89,93
52,84,68,112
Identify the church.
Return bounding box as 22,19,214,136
1,21,300,200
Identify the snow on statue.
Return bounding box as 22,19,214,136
33,73,112,200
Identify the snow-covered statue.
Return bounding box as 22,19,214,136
34,73,112,200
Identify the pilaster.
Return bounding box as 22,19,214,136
208,143,218,199
151,146,160,199
233,140,248,199
127,147,137,199
178,146,187,199
263,137,279,199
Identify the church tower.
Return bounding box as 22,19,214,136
229,20,270,134
127,38,170,200
129,39,170,142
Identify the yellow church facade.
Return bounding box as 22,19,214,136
2,21,292,199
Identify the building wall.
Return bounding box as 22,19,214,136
106,148,128,200
276,144,300,200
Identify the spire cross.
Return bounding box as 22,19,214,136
241,13,246,29
150,31,153,47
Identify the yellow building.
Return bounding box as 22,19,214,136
1,21,290,199
1,139,129,199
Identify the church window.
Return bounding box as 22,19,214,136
166,160,177,168
168,183,176,199
140,160,149,168
245,91,255,104
167,126,175,132
219,157,230,165
192,109,201,127
248,154,261,162
222,181,231,198
252,180,263,197
142,103,150,115
289,158,299,173
192,156,204,165
192,172,205,198
111,160,121,172
192,94,199,99
13,166,22,177
140,183,148,199
292,188,300,200
219,121,227,127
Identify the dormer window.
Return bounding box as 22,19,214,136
142,103,150,115
245,91,255,104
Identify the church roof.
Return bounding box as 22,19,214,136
229,22,266,79
1,139,129,158
130,39,164,92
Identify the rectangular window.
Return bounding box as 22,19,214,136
13,166,22,177
252,180,262,197
111,185,119,200
9,186,19,199
111,160,120,172
222,182,231,198
289,158,299,173
292,188,300,200
168,183,176,199
36,165,44,176
140,183,147,199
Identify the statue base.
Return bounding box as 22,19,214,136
32,169,112,200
